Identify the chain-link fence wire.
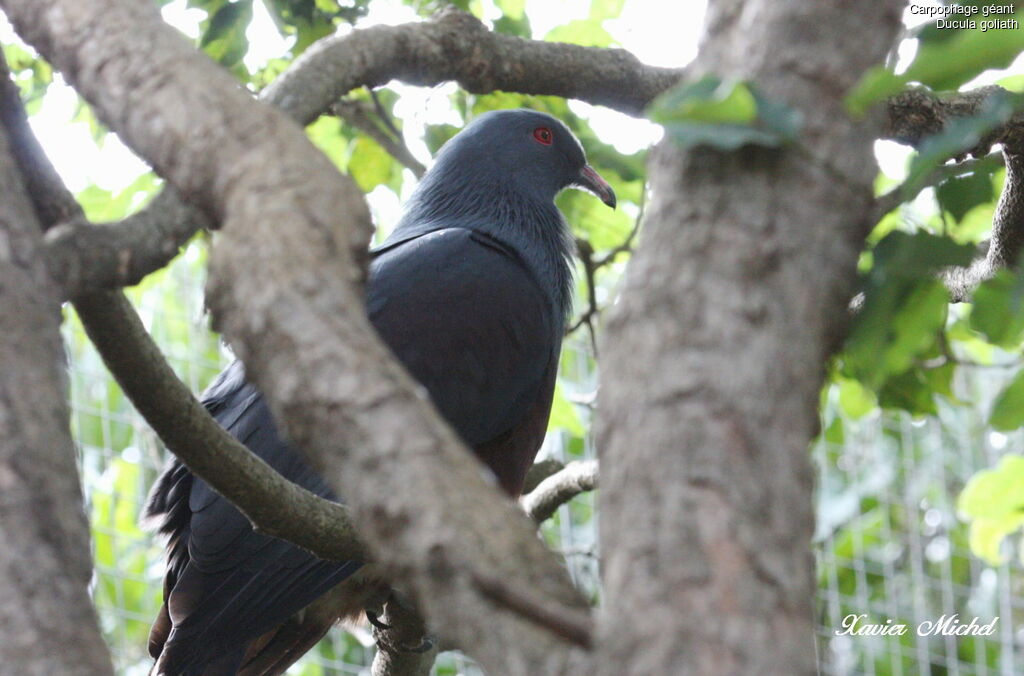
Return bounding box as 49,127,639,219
814,363,1024,676
69,243,1021,674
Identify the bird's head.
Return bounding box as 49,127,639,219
432,109,616,209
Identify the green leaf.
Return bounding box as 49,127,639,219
651,76,757,125
923,360,957,399
838,377,877,419
970,270,1024,347
423,123,460,155
870,229,976,278
823,416,845,445
496,0,525,19
990,370,1024,430
999,73,1024,93
845,66,908,117
199,0,253,69
549,382,583,436
76,172,161,223
545,19,613,47
904,91,1023,197
493,13,531,37
589,0,626,21
878,368,938,416
937,170,995,222
844,231,973,390
958,454,1024,564
649,76,801,150
347,135,396,192
557,189,633,248
306,116,349,170
904,8,1024,91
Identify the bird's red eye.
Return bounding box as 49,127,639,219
533,127,553,145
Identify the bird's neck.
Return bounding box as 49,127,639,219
394,175,575,324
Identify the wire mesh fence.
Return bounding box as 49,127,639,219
814,367,1024,675
68,242,1023,675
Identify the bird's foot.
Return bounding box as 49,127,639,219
365,608,392,631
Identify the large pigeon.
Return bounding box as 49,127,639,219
144,108,616,676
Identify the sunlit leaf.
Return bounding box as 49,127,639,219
959,454,1024,564
199,0,253,69
990,370,1024,430
905,8,1024,90
970,270,1024,348
936,159,998,222
903,91,1023,197
545,19,613,47
348,135,396,192
838,378,877,419
649,76,801,150
549,382,583,436
846,66,908,117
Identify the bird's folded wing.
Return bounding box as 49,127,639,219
148,362,361,673
367,226,558,448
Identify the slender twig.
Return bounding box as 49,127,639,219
872,152,1003,222
333,98,427,177
369,88,405,147
521,460,599,524
567,187,646,344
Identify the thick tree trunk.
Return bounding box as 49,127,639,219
0,111,114,675
595,2,904,675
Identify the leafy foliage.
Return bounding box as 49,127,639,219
847,4,1024,114
903,90,1024,197
648,75,802,150
958,454,1024,564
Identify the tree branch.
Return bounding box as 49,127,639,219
882,85,1024,151
595,0,905,673
945,149,1024,301
871,86,1024,302
29,9,1023,302
370,595,438,676
0,59,209,299
0,49,367,563
0,70,115,676
43,190,210,298
261,7,684,123
521,459,598,523
872,151,1003,222
2,1,591,672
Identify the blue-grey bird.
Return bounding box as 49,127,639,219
145,108,616,676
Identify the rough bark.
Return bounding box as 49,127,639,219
594,2,904,675
521,459,598,523
0,49,368,565
43,189,209,299
370,597,439,676
883,85,1024,150
0,102,114,676
1,1,590,673
945,149,1024,301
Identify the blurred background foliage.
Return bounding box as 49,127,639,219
4,0,1024,673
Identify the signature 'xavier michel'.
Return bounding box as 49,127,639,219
145,109,616,676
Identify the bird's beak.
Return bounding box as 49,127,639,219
574,165,617,209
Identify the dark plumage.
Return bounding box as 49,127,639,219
144,109,615,676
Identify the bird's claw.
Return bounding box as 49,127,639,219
365,608,392,631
